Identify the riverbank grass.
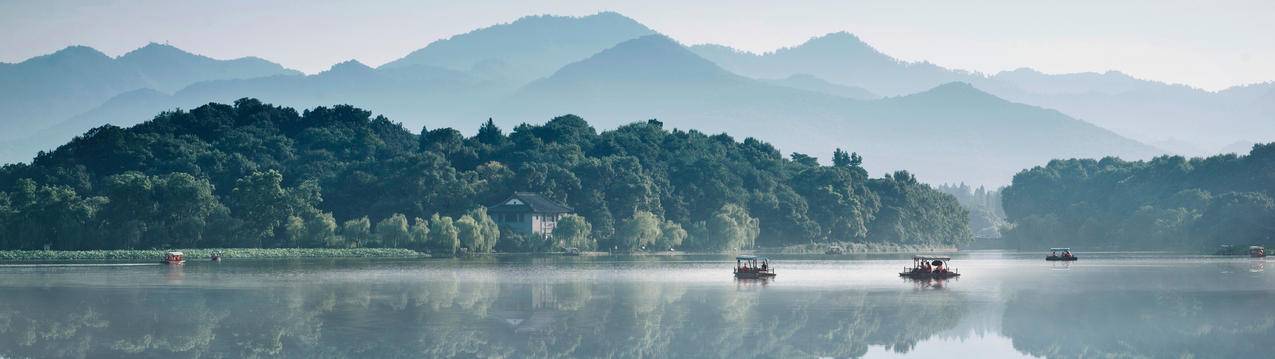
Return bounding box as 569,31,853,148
0,248,424,261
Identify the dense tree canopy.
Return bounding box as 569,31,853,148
0,99,971,251
1001,144,1275,250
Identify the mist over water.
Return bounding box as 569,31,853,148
0,252,1270,358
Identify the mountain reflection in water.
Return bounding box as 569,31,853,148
0,253,1270,358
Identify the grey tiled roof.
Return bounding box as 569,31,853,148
488,192,574,213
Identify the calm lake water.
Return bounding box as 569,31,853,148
0,251,1271,358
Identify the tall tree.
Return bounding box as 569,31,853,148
553,214,594,250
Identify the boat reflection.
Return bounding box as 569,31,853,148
734,276,773,290
903,277,953,290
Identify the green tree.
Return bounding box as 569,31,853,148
614,211,662,251
152,173,225,248
428,214,460,255
282,215,306,248
475,118,505,146
340,217,371,248
703,204,759,251
467,207,500,253
553,214,594,250
375,213,410,248
304,211,338,248
655,220,687,251
409,217,430,250
229,170,291,247
456,214,482,253
832,148,852,168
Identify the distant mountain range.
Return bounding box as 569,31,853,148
1,12,1268,185
0,43,298,139
691,33,1275,154
381,12,656,85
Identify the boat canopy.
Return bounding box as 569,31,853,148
1251,246,1265,250
167,251,183,256
1050,248,1071,251
912,256,951,261
736,255,768,261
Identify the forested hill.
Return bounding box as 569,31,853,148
0,99,970,251
1001,144,1275,250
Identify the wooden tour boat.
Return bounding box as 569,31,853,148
163,251,185,265
1046,248,1078,261
1251,246,1266,258
734,255,776,279
900,256,959,279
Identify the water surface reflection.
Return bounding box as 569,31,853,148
0,253,1269,358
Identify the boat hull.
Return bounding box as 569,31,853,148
163,260,185,265
734,271,776,279
1046,256,1078,261
899,272,959,279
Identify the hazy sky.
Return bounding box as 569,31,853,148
2,0,1271,91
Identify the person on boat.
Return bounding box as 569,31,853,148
761,261,768,272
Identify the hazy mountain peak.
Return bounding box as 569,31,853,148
782,31,887,58
1002,67,1043,76
380,11,654,83
541,34,736,84
23,45,113,65
324,60,374,74
897,82,1008,106
806,31,868,46
510,11,641,26
120,42,190,59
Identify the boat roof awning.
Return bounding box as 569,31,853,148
167,251,183,256
736,255,767,260
1251,246,1265,249
1050,248,1071,251
913,255,952,261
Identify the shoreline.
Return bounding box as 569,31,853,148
0,244,965,262
0,248,425,261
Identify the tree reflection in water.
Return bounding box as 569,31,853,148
8,257,1267,358
0,269,968,358
1003,290,1275,358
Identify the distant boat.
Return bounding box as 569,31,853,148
564,247,581,256
1251,246,1266,258
825,245,846,255
900,255,960,279
1046,247,1078,261
734,255,776,279
162,251,185,265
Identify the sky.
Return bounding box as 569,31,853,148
1,0,1271,91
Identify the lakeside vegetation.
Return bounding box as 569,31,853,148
934,183,1005,239
773,242,956,254
0,99,970,254
1001,144,1275,250
0,248,422,261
